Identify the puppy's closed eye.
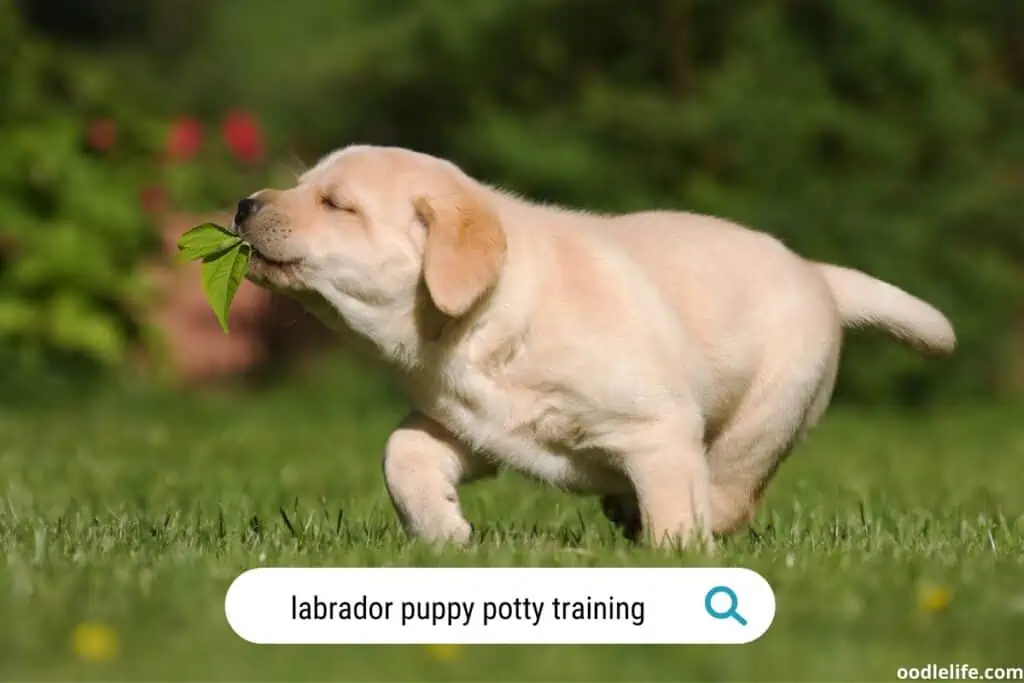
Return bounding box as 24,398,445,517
320,194,358,214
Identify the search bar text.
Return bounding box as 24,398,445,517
225,567,776,644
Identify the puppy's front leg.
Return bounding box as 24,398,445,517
383,411,496,546
619,419,714,550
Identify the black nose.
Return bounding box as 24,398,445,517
234,197,262,227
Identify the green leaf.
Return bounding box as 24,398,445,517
200,243,251,333
177,223,242,263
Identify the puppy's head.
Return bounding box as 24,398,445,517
235,145,506,345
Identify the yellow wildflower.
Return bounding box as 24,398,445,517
918,584,953,614
424,644,463,662
72,621,119,662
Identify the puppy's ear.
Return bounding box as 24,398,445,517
413,184,506,318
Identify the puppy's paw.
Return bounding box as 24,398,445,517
402,515,473,549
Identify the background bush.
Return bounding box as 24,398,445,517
6,0,1023,404
0,5,161,371
0,1,281,381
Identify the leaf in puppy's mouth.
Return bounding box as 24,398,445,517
201,244,250,333
176,222,251,333
176,223,242,264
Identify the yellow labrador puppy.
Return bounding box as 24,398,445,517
235,144,955,548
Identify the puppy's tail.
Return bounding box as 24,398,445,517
813,263,956,355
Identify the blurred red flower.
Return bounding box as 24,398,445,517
166,117,203,161
221,110,264,164
86,118,117,152
139,183,168,215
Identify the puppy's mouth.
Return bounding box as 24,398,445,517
246,247,305,291
229,221,300,267
248,246,298,267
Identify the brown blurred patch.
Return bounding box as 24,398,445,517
143,211,330,383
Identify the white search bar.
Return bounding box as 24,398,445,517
225,567,775,644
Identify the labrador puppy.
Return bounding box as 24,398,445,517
234,144,955,548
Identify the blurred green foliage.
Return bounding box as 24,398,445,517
9,0,1024,403
0,3,161,370
0,2,280,378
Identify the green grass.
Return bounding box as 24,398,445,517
1,358,1022,682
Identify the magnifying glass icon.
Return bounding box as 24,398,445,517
704,585,748,626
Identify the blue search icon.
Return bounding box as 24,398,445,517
704,586,748,626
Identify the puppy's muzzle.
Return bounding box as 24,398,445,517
233,197,263,235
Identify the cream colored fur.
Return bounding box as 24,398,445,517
237,144,955,549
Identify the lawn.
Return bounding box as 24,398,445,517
1,356,1022,682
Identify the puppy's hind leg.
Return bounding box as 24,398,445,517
613,416,714,549
383,411,497,546
708,348,840,535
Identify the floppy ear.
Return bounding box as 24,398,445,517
413,185,506,318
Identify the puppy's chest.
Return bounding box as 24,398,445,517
418,374,577,453
402,369,622,492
